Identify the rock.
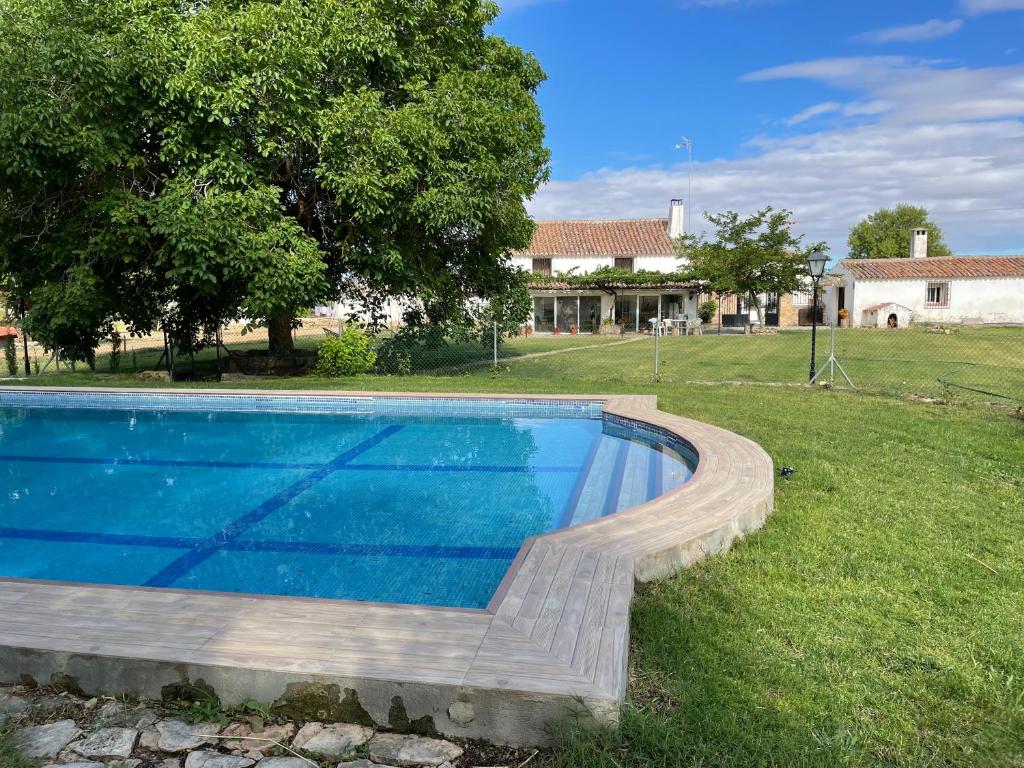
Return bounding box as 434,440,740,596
139,726,161,750
221,722,296,754
447,701,474,726
292,722,373,758
159,759,183,768
133,709,161,730
338,761,398,768
70,727,139,759
96,700,126,722
367,734,463,768
150,719,223,753
83,698,99,711
14,720,83,759
257,758,313,768
183,751,256,768
0,693,28,721
138,370,172,381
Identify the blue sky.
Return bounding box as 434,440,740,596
492,0,1024,255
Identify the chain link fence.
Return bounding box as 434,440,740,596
2,315,1021,407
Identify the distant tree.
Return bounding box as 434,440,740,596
0,0,549,360
847,205,952,259
680,208,824,333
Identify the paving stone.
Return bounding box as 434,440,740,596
96,700,127,721
222,721,296,754
70,727,139,759
159,759,183,768
257,758,313,768
14,720,83,759
337,760,398,768
183,751,256,768
150,719,223,753
292,722,373,758
366,734,463,767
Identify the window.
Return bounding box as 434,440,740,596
791,291,811,307
926,282,950,308
531,258,552,276
614,257,634,273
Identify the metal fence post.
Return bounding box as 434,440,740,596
654,325,660,380
493,322,498,367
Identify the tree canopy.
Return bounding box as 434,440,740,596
679,207,823,331
847,205,952,259
0,0,549,359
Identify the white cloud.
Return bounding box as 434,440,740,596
529,58,1024,254
785,102,842,126
852,18,964,44
961,0,1024,14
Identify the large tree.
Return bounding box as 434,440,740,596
847,205,952,259
0,0,548,359
680,207,823,333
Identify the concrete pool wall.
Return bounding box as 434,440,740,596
0,388,774,746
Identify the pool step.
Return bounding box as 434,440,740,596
564,439,669,528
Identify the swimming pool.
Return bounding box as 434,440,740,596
0,391,695,609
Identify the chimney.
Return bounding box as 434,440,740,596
668,199,685,239
910,227,928,259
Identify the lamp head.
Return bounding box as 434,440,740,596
806,249,828,280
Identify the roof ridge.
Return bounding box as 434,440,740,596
532,217,669,224
842,254,1024,262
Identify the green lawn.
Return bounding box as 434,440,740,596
6,342,1024,767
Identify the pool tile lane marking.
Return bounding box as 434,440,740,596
144,425,405,588
0,526,518,561
0,453,578,475
0,454,323,471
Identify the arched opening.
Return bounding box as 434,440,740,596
887,313,899,329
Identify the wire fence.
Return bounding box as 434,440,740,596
2,316,1021,406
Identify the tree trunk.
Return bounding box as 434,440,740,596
267,311,295,355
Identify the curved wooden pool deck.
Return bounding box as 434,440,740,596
0,388,774,745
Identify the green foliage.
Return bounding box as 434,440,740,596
2,336,16,376
698,299,718,324
315,328,377,377
680,208,824,330
180,697,229,726
0,724,38,768
529,266,694,290
108,331,122,373
0,0,549,358
477,274,533,341
848,204,953,259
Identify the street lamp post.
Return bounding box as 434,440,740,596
806,248,828,383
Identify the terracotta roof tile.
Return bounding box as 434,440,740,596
518,219,676,257
840,256,1024,280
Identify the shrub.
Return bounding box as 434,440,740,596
2,336,16,376
314,328,376,376
698,299,717,324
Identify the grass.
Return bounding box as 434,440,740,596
4,335,1024,767
0,725,36,768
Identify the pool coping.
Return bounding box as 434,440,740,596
0,386,774,746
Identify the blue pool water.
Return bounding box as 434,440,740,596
0,393,695,608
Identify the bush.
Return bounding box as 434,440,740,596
2,336,16,376
314,328,376,376
698,299,717,324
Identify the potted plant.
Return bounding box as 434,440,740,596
552,326,561,335
838,307,849,327
570,324,578,335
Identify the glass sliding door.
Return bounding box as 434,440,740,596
579,296,602,333
556,296,579,333
614,295,638,333
533,297,554,332
661,294,684,320
639,295,660,333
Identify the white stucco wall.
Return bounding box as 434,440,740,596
828,267,1024,326
512,254,680,274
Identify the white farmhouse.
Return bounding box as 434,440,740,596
826,229,1024,328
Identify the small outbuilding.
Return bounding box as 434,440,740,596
860,302,912,329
